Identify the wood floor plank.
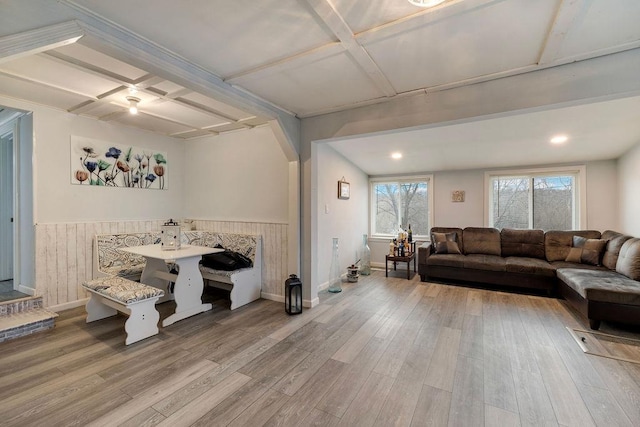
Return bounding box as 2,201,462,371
483,352,519,413
227,388,290,427
410,384,451,426
374,344,433,426
448,354,484,427
484,404,521,427
533,344,596,426
424,327,462,392
512,367,558,427
459,313,483,360
331,313,388,363
577,383,634,427
156,371,251,427
87,359,218,427
338,371,395,427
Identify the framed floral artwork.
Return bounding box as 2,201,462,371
71,136,168,189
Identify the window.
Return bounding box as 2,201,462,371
486,166,585,230
370,176,433,238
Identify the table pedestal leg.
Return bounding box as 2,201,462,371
141,257,173,304
162,256,211,327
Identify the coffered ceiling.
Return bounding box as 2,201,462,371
0,0,639,169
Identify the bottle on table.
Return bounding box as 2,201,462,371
408,224,413,243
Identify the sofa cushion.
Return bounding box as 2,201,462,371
557,268,640,306
565,236,607,266
505,257,555,277
551,261,608,271
430,227,463,252
544,230,601,262
501,229,545,259
463,254,506,272
463,227,501,256
427,253,466,268
601,230,633,270
616,238,640,281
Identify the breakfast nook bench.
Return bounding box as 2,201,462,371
83,276,164,345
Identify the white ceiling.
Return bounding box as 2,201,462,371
1,0,639,172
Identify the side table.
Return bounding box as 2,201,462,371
385,241,417,280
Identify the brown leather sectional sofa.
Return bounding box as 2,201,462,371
418,227,640,330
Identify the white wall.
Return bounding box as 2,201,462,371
619,142,640,236
315,143,368,293
183,126,289,223
0,96,185,223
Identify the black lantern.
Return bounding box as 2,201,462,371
285,274,303,315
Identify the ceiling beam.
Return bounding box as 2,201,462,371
538,0,589,65
0,20,83,65
301,0,396,97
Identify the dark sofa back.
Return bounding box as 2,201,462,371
463,227,501,256
602,230,633,270
501,228,545,259
544,230,601,262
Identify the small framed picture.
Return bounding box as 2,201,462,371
451,190,465,202
338,180,350,199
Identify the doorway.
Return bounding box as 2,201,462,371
0,106,30,301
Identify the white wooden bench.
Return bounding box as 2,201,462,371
83,276,164,345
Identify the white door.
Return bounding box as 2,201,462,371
0,132,13,281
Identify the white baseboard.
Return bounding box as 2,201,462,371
304,297,319,308
48,298,89,312
371,262,385,268
261,292,284,303
17,285,35,295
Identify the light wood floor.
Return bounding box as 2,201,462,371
1,271,639,426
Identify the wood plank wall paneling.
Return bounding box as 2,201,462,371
34,219,287,308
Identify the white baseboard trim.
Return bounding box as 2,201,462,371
371,262,385,268
17,285,35,295
49,298,88,312
261,292,284,303
304,297,319,308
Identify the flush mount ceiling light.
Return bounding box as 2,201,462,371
391,152,403,159
126,96,140,115
408,0,446,8
550,135,569,144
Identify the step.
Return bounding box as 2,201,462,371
0,296,58,343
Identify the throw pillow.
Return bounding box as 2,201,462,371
435,241,462,254
565,236,607,265
431,232,461,254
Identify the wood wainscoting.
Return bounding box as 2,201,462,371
34,219,288,310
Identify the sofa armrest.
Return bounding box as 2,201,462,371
418,242,432,264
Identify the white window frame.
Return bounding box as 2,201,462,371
484,165,586,230
369,174,434,240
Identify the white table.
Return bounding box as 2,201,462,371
120,244,222,327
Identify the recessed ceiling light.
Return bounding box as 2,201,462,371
391,152,403,159
408,0,446,8
550,135,568,144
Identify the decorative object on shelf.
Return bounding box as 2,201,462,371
161,219,181,251
71,136,168,189
360,234,371,275
284,274,303,315
328,238,342,293
338,177,350,200
347,264,360,282
451,190,465,202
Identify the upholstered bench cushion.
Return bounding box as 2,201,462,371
199,265,253,278
463,227,501,256
501,229,545,259
101,264,145,278
84,276,164,304
557,268,640,306
506,257,555,277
